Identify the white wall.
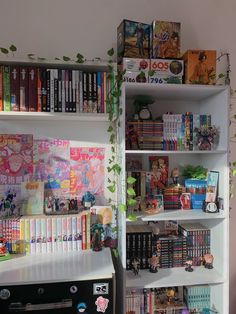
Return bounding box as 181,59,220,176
1,0,236,312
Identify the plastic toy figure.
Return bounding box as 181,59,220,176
77,302,88,313
185,256,193,272
171,167,179,185
81,191,95,209
203,253,214,269
131,256,140,275
0,237,11,261
149,252,160,273
91,223,104,252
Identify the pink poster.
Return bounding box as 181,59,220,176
70,147,105,200
33,138,70,193
0,134,33,185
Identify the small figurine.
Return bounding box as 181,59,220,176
81,191,95,209
148,251,160,273
171,167,179,185
0,237,11,261
91,224,104,252
202,253,214,269
76,302,88,313
131,256,140,276
185,256,193,272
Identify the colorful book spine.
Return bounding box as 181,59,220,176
35,218,41,253
72,216,77,251
37,68,42,112
3,65,11,111
28,67,37,111
24,218,30,254
40,218,46,253
62,216,68,251
86,212,91,250
10,66,20,111
82,214,86,250
46,217,52,253
67,216,72,252
76,215,82,250
52,217,57,252
57,217,62,252
30,218,36,254
20,67,29,111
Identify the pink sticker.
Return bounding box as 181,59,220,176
95,296,109,313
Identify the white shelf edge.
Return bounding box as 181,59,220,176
126,267,224,288
125,150,228,155
0,111,109,121
140,209,226,221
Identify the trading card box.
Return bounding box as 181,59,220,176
119,58,149,83
152,20,181,59
117,19,151,64
183,50,216,85
149,59,183,84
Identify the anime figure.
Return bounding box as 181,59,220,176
91,223,104,252
185,256,193,272
148,252,160,273
171,167,179,185
131,256,140,275
0,237,11,261
81,191,95,209
77,302,88,313
202,253,214,269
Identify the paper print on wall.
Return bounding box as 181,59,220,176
70,147,105,200
33,138,70,193
0,134,33,185
21,181,44,215
0,184,21,217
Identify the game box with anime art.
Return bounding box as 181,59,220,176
152,20,181,59
183,50,216,85
117,19,151,64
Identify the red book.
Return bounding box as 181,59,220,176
28,67,37,112
10,66,20,111
20,67,29,111
37,68,42,112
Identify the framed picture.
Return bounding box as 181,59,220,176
144,194,164,214
205,171,219,203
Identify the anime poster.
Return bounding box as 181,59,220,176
21,181,44,215
70,147,105,200
0,185,21,217
33,138,70,193
0,134,33,185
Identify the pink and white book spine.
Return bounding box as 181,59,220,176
46,217,52,253
62,217,67,252
41,218,47,253
52,217,57,253
67,216,72,252
35,218,41,253
72,216,77,251
57,217,63,252
76,215,82,251
30,218,36,254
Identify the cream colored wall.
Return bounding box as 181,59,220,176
0,0,236,312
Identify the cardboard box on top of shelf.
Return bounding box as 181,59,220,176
183,50,216,85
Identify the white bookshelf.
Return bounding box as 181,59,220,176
118,82,229,314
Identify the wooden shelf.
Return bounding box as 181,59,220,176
126,267,224,288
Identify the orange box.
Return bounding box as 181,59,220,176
183,50,216,85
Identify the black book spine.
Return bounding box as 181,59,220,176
57,69,62,112
46,69,51,112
